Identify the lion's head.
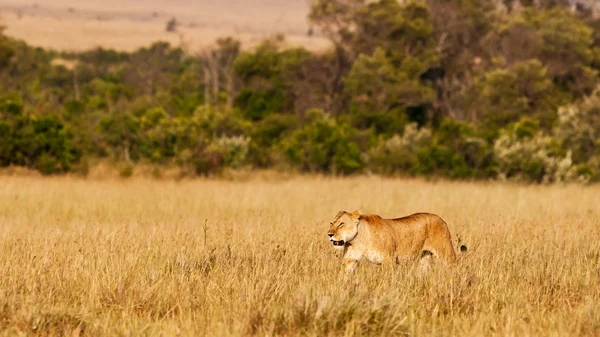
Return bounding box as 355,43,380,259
327,210,360,249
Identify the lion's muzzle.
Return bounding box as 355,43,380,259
332,240,345,246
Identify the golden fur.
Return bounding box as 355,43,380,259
327,210,466,273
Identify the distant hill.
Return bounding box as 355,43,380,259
0,0,329,51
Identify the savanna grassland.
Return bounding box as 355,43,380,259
1,175,599,336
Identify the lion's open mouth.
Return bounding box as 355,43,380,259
332,240,345,246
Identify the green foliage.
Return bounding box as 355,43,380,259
0,35,15,69
353,0,438,67
234,37,311,120
281,109,363,174
248,114,298,167
497,8,597,95
0,2,599,182
555,96,600,163
367,119,494,179
507,117,540,140
0,97,81,174
206,135,251,169
119,164,134,178
552,89,600,181
367,123,433,175
474,60,567,136
428,119,495,179
493,119,577,183
344,48,434,133
529,9,595,87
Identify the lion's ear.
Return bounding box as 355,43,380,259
350,210,361,224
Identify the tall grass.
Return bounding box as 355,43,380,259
0,176,599,336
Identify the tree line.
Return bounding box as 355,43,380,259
1,0,600,182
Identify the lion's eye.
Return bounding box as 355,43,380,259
338,222,344,227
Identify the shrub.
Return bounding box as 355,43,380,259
205,135,251,169
344,48,434,134
493,120,578,183
233,37,310,120
1,97,81,174
367,123,432,175
555,98,600,164
119,164,134,178
428,119,495,179
247,114,298,167
585,156,600,182
367,120,495,179
193,105,249,137
473,60,566,137
280,109,363,174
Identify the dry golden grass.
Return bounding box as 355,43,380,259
0,0,330,52
0,175,599,336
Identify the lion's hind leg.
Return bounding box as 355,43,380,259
416,250,434,276
423,235,457,264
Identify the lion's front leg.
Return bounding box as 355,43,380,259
343,245,361,274
345,258,358,273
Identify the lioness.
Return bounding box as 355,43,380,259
327,210,467,273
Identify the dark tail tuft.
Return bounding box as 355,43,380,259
457,234,468,253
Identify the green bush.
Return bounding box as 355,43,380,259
585,156,600,182
344,48,434,134
247,114,298,167
205,136,251,169
0,100,81,174
493,120,577,183
233,37,310,120
280,109,363,174
119,164,134,178
367,123,432,175
473,60,567,137
427,119,494,179
555,97,600,164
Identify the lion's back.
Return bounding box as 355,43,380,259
362,212,456,261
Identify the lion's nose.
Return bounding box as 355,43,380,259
328,233,334,238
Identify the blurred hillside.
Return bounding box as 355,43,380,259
0,0,328,51
0,0,599,183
